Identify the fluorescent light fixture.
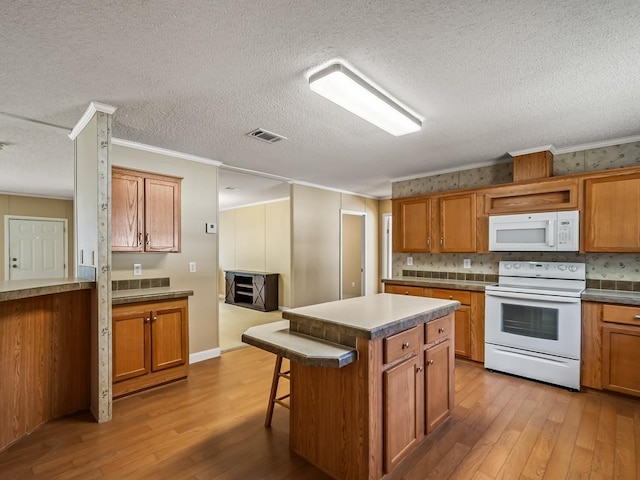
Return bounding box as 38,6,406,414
309,62,422,136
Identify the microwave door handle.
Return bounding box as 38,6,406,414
485,290,580,303
547,220,555,247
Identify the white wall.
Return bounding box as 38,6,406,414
110,145,219,355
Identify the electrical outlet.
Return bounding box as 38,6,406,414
463,259,471,269
189,261,196,273
407,256,413,266
133,264,142,276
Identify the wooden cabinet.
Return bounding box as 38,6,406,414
383,354,422,472
225,271,279,312
385,284,485,362
425,338,453,433
392,197,432,252
112,166,182,253
584,173,640,252
381,317,454,473
601,304,640,397
438,193,477,252
112,297,189,398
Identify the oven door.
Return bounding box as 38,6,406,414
485,289,581,359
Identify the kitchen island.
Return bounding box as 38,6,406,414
243,293,459,480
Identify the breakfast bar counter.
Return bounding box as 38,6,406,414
243,293,459,480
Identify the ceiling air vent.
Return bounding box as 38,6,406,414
246,128,287,144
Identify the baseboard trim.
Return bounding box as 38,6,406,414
190,348,221,364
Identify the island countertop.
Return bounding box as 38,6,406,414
0,277,95,302
283,293,459,341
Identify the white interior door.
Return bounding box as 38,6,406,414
7,217,66,280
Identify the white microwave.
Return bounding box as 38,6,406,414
488,210,579,251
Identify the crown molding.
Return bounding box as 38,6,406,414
292,179,378,199
507,145,557,157
112,138,222,166
68,102,117,140
390,157,512,183
553,134,640,154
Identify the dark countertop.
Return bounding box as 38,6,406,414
384,277,640,306
582,289,640,306
112,287,194,305
0,278,95,302
382,277,495,292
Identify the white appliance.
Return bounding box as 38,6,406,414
484,261,585,390
488,210,579,251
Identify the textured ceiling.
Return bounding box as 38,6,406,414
1,0,640,199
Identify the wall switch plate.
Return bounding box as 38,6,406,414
407,256,413,266
205,222,217,234
463,259,471,269
189,261,196,273
133,263,142,276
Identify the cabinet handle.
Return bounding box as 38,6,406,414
145,233,150,246
448,296,453,300
145,317,151,323
152,316,157,322
404,291,409,295
138,232,143,246
416,366,424,373
438,327,445,333
635,315,640,320
427,237,431,247
402,342,410,349
428,359,434,365
440,236,444,247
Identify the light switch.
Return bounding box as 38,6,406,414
189,261,196,273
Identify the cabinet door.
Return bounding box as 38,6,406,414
252,274,266,310
584,173,640,252
112,306,150,382
151,302,188,372
602,324,640,397
454,306,471,358
439,193,476,252
393,197,432,252
145,177,181,252
112,169,144,252
425,339,453,433
383,355,422,473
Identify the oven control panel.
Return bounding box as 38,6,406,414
498,261,585,280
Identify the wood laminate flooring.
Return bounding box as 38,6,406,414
218,301,283,352
1,348,639,479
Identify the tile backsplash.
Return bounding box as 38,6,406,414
391,141,640,285
112,277,170,290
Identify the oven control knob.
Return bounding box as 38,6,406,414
568,265,578,272
513,263,521,269
558,265,567,271
504,263,512,269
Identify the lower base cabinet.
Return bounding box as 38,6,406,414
291,313,455,480
112,297,189,398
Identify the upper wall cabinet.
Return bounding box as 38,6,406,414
482,177,579,215
393,197,433,253
584,172,640,252
438,193,476,252
112,166,182,253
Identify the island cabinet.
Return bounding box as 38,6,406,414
112,166,182,253
112,297,189,398
288,304,456,480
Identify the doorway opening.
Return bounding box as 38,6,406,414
382,213,392,281
340,210,366,300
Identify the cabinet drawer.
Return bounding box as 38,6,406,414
602,304,640,326
426,315,452,345
429,288,471,305
385,285,425,296
384,326,420,364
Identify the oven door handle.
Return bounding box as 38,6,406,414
485,290,581,304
